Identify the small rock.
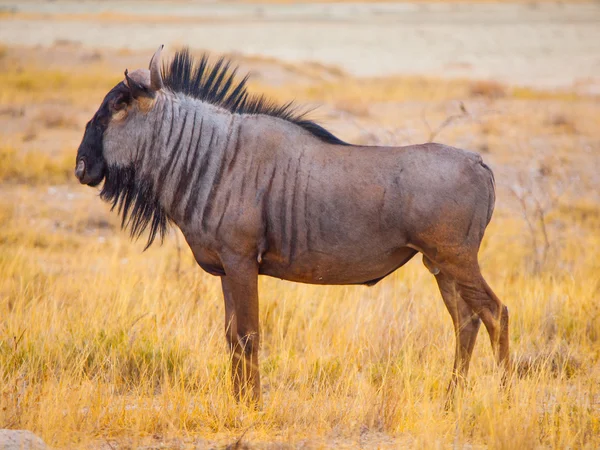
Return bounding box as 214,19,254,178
0,430,47,450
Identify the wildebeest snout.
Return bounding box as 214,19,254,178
74,159,86,183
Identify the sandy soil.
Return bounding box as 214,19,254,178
1,1,599,89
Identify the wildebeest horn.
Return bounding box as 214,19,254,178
149,45,164,91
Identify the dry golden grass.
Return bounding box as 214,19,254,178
1,58,599,448
0,67,121,106
0,56,586,109
1,183,599,448
0,146,73,184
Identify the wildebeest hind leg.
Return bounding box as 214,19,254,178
443,261,510,384
431,268,481,405
422,247,510,389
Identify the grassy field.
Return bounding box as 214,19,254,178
0,45,599,448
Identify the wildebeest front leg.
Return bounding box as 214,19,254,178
220,259,261,405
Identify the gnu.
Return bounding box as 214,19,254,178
75,46,510,404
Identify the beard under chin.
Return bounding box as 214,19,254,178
99,164,169,250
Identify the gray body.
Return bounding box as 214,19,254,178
76,48,510,405
120,96,492,285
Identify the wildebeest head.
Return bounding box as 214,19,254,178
75,46,164,186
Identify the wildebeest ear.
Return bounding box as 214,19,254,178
124,69,153,99
148,45,164,91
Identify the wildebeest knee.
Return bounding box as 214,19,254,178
470,314,481,329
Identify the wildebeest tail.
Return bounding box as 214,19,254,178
479,161,496,226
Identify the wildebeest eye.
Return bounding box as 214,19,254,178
110,90,132,112
112,95,130,111
112,100,128,111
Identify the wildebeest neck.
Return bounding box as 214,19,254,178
131,95,237,231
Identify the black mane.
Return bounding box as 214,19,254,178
162,49,349,146
100,164,169,250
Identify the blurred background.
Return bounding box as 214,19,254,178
0,1,599,448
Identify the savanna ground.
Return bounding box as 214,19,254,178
1,1,600,448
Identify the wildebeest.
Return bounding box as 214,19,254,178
75,46,510,404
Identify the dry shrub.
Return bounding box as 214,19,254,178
480,121,496,136
0,105,25,118
469,80,506,99
557,200,600,230
21,124,38,142
509,164,569,274
545,113,578,134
